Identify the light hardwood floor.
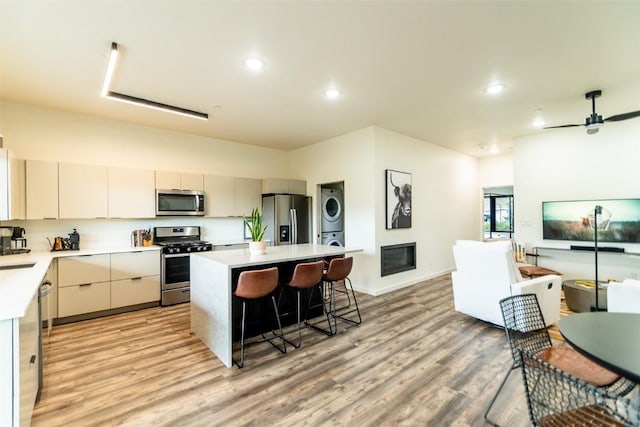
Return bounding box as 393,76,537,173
33,274,530,426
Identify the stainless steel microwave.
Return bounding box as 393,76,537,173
156,189,205,216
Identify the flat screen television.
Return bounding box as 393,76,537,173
542,198,640,243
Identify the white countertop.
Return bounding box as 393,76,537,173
192,243,362,268
0,245,160,321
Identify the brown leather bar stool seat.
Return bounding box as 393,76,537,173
280,260,329,348
233,267,286,368
323,256,361,335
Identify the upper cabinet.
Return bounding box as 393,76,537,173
59,163,108,219
235,178,262,216
155,170,203,191
203,175,235,217
203,175,261,217
108,167,155,218
262,178,306,195
26,160,58,220
0,149,25,220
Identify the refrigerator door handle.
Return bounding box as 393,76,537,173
291,208,298,244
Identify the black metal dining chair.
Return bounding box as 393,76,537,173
520,349,640,426
484,293,636,426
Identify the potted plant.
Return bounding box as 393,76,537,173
244,207,268,255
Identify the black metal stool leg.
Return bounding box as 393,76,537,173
303,283,336,336
484,363,517,427
335,277,362,325
234,301,247,368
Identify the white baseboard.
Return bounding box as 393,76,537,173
355,267,455,296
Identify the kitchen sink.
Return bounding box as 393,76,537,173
0,263,36,271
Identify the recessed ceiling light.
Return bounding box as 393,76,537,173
532,109,546,128
245,57,264,71
485,82,504,95
325,88,341,99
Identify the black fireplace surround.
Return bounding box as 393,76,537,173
381,242,416,276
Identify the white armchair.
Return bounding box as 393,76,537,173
451,240,561,326
607,279,640,313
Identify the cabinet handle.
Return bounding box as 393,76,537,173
95,217,107,219
79,283,92,287
30,355,36,365
43,217,57,220
131,277,142,281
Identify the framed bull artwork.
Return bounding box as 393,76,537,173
385,169,412,229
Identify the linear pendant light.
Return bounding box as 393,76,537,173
101,42,208,120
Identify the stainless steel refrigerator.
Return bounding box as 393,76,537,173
262,194,312,246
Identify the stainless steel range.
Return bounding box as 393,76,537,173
154,226,212,306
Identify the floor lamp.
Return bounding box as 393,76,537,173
593,205,604,311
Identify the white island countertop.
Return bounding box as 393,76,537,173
190,243,362,367
193,243,362,269
0,245,160,321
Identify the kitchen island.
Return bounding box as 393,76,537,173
190,244,362,367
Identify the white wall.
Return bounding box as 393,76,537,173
0,101,289,177
0,101,291,247
290,127,379,293
514,121,640,281
291,126,480,295
479,153,513,189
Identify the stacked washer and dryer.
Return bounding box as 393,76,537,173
320,188,345,246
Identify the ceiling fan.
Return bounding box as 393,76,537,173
544,90,640,134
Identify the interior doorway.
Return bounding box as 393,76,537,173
318,181,345,246
483,186,514,240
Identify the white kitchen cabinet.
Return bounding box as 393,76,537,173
110,251,160,308
108,167,155,218
26,159,59,220
41,259,58,330
111,276,159,308
110,251,159,280
57,251,160,318
156,170,203,190
203,175,235,217
287,179,306,195
0,149,25,220
0,289,40,427
235,178,262,217
58,282,111,317
180,173,204,190
58,254,110,286
204,175,261,217
58,254,111,317
59,163,108,219
262,178,306,195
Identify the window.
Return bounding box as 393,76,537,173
484,193,514,239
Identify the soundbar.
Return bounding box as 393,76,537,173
570,245,625,253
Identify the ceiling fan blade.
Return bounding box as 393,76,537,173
604,110,640,122
543,124,583,129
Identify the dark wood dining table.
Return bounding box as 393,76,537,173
559,312,640,384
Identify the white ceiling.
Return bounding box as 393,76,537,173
2,1,640,157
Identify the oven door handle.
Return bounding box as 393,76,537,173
162,253,191,259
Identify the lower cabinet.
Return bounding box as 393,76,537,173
111,276,160,308
18,293,39,427
0,289,40,427
57,250,160,320
58,282,111,317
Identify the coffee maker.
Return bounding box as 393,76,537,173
0,226,29,255
69,228,80,251
0,226,11,255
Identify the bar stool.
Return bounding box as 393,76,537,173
280,260,329,347
233,267,286,368
324,257,361,334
